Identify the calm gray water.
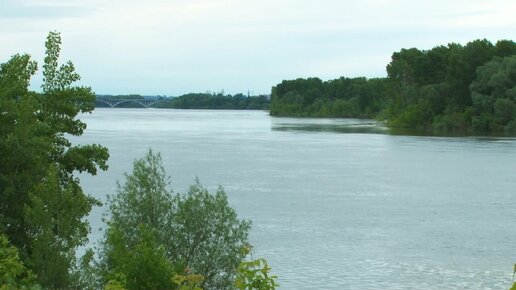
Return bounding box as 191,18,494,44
74,108,516,289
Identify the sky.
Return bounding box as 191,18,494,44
1,0,515,96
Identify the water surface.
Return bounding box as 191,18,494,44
75,109,516,289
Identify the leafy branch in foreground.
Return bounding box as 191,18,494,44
235,245,278,290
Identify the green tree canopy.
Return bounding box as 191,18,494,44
270,38,516,133
0,235,40,289
98,150,250,290
383,38,516,132
270,77,388,118
0,31,109,288
170,180,251,289
153,93,269,110
470,55,516,132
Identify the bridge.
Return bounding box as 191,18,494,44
95,98,165,108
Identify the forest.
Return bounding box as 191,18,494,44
270,39,516,133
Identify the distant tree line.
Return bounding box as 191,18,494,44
154,93,270,110
95,93,270,110
270,39,516,133
270,77,391,118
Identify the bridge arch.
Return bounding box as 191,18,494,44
95,99,165,108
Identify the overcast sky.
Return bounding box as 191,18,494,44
1,0,515,95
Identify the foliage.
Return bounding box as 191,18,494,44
384,39,516,132
154,93,270,110
270,77,389,118
106,149,174,250
96,93,269,109
0,31,109,288
0,54,43,246
72,248,100,290
24,166,99,288
470,55,516,132
270,39,516,133
100,225,178,290
0,235,40,290
235,246,278,290
170,180,251,290
172,273,204,290
104,279,127,290
98,149,251,290
97,149,178,290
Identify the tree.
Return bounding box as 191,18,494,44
170,180,251,290
24,166,100,288
383,38,516,131
270,77,388,118
495,40,516,57
470,55,516,131
97,149,179,290
105,149,175,251
0,235,40,289
0,31,109,288
98,149,251,290
100,224,178,290
0,53,44,253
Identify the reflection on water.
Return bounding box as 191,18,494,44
272,117,389,134
272,116,516,138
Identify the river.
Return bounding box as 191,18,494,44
74,108,516,289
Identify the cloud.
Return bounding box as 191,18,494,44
0,0,515,95
0,0,97,19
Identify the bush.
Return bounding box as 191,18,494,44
97,149,251,290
